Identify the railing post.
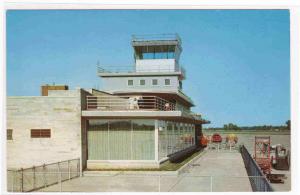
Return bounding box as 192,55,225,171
20,168,23,192
68,160,71,180
158,175,161,192
210,176,213,192
77,159,80,177
11,171,15,192
33,166,36,190
57,162,62,192
42,164,46,188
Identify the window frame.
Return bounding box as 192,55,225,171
139,79,146,86
127,79,134,86
164,79,171,86
152,79,158,86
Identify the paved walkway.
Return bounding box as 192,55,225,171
39,150,252,192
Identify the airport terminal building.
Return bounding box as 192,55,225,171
7,34,209,171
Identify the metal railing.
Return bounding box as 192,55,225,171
86,95,175,111
97,64,185,74
132,33,181,43
240,145,274,192
7,158,80,192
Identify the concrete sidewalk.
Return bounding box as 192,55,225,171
39,150,252,192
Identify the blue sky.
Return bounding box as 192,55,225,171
6,10,290,127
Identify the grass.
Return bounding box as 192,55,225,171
203,130,290,135
86,149,204,172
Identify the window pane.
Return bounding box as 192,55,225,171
109,120,131,160
132,120,155,160
128,80,133,86
152,79,158,85
88,120,109,160
165,79,170,85
140,80,145,85
167,52,175,59
158,121,167,160
143,53,154,59
167,122,173,154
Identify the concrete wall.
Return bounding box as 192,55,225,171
135,59,176,72
6,89,83,169
101,75,179,93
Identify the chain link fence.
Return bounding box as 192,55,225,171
7,158,80,192
240,145,274,191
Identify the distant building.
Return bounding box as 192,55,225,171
7,34,209,171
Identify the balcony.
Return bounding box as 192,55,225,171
86,95,176,111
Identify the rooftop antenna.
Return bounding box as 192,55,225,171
96,60,100,75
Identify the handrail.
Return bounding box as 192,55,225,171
97,64,184,74
86,95,175,111
132,33,181,43
240,145,274,192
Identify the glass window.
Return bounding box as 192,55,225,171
152,79,158,85
88,120,109,160
128,80,133,86
142,52,154,59
132,120,155,160
140,79,146,85
167,122,173,155
158,120,167,160
109,120,132,160
167,52,175,59
165,79,171,85
88,119,155,160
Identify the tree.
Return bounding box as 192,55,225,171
223,123,240,131
286,120,291,130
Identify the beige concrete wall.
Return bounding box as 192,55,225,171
6,90,83,169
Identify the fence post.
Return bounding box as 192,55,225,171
33,166,36,190
68,160,71,180
43,164,46,188
57,162,62,192
11,171,15,192
158,175,161,192
20,168,23,192
210,176,213,192
77,159,80,177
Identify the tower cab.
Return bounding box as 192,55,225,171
132,34,183,76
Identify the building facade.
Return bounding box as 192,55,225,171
7,34,208,171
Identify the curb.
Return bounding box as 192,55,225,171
177,149,207,175
83,150,207,177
